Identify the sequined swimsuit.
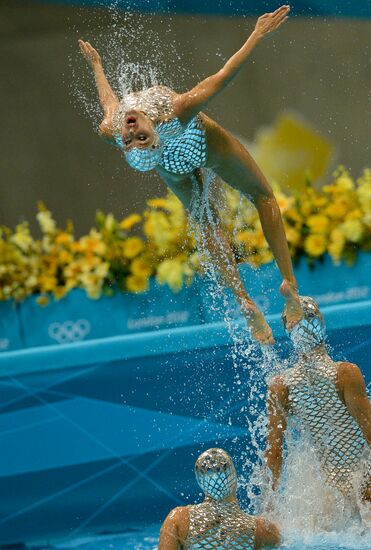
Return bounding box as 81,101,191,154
184,501,256,549
284,358,370,496
115,86,207,175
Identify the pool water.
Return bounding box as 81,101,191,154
43,525,371,550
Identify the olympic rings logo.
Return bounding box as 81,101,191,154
48,319,91,344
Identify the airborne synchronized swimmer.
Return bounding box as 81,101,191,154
79,5,303,345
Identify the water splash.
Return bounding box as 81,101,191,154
187,168,286,513
69,5,191,129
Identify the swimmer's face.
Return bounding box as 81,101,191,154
121,110,156,150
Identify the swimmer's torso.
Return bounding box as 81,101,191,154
184,500,256,549
284,359,369,495
116,86,207,175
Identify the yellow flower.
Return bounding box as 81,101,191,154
335,175,354,191
130,257,152,277
236,230,250,244
156,257,193,292
37,210,56,234
126,274,149,293
53,286,70,300
39,274,58,292
93,262,110,279
55,232,73,245
189,252,200,270
122,237,144,259
304,234,327,257
59,250,73,264
300,200,313,217
10,224,33,252
285,226,301,246
79,230,106,256
325,199,350,220
286,207,303,225
275,192,294,214
36,295,49,307
143,211,173,250
119,214,141,230
147,198,169,209
79,273,103,299
306,215,330,234
64,260,85,280
312,196,328,209
104,213,116,232
328,228,345,263
340,219,363,243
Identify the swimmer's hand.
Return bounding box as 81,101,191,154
254,5,290,38
79,40,102,68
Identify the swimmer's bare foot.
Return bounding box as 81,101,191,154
280,279,303,330
242,302,275,346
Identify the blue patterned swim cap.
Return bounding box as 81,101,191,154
195,448,237,501
283,296,326,353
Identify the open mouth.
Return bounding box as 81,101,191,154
125,112,137,125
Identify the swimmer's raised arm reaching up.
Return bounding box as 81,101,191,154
78,40,119,141
173,5,290,123
79,5,303,346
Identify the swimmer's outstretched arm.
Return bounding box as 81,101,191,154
79,40,119,140
173,5,290,123
265,376,288,490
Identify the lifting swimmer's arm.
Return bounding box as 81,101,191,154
265,376,288,490
158,507,189,550
173,5,290,124
338,362,371,445
78,40,120,144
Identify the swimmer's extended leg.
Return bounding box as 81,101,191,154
156,167,274,345
204,117,303,330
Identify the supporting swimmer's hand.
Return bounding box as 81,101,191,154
78,40,102,68
254,5,290,38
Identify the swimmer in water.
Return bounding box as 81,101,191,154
266,297,371,502
79,5,303,345
158,448,281,549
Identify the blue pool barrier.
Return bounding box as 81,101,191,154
0,301,22,352
18,278,203,349
1,254,369,351
0,300,370,546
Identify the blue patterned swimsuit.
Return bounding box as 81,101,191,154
114,86,207,175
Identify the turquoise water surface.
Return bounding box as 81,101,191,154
46,525,371,550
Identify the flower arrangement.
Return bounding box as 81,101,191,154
0,167,369,303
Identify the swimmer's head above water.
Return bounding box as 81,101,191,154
195,448,238,501
282,296,326,354
118,110,162,171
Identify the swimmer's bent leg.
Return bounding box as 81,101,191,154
203,115,303,330
156,166,274,345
